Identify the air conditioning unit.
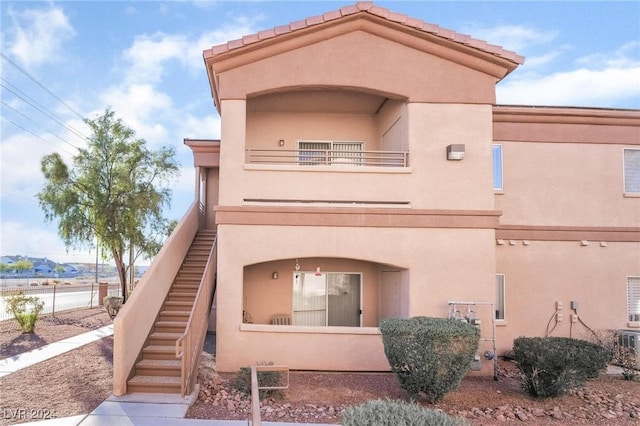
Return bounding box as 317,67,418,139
617,329,640,370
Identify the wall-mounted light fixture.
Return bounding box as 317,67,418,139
278,139,285,147
446,144,465,160
315,267,321,276
272,272,278,280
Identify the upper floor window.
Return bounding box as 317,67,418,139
624,149,640,194
629,276,640,322
492,144,503,191
298,140,364,166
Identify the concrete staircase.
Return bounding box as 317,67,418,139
127,230,216,394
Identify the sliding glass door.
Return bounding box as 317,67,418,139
293,272,361,326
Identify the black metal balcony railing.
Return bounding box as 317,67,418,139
245,149,409,167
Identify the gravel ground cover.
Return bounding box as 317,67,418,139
1,309,638,425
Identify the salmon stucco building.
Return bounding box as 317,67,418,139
112,2,640,396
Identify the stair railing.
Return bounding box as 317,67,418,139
113,201,201,396
176,234,217,397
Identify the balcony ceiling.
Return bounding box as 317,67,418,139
247,90,387,114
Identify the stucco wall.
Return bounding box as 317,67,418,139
214,224,496,372
496,141,640,227
246,111,379,151
215,28,499,104
220,100,495,211
496,240,640,355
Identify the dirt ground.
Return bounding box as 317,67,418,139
187,353,640,425
0,308,113,426
1,308,639,425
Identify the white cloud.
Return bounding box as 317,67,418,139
177,114,221,140
577,41,640,69
4,5,75,68
123,33,190,84
120,15,259,85
463,24,557,55
0,131,74,198
98,84,172,146
499,39,640,108
498,66,640,108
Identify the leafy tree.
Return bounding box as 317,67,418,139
54,264,65,276
13,259,34,284
37,109,179,302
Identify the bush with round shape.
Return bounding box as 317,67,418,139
513,336,611,397
380,317,480,402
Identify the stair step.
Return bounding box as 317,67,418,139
172,284,198,291
176,273,203,279
170,284,198,290
136,359,181,376
149,332,183,346
159,311,190,322
173,278,200,284
127,375,181,393
166,296,195,304
154,321,187,333
143,345,177,360
164,301,192,309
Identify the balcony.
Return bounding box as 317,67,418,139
245,148,409,168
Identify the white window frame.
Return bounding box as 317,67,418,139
628,276,640,323
492,144,503,191
298,140,364,166
292,271,363,327
496,274,506,321
623,148,640,195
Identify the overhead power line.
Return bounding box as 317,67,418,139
1,52,86,122
1,83,86,148
0,113,77,156
0,100,80,155
1,77,89,141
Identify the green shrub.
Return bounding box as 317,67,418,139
513,336,610,397
232,361,284,400
2,291,45,333
380,317,480,402
342,399,469,426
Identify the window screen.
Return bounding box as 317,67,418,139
624,149,640,194
628,277,640,322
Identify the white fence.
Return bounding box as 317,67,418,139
0,282,121,321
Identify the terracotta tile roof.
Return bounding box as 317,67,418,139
204,1,524,64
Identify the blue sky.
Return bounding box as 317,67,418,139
1,1,639,264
